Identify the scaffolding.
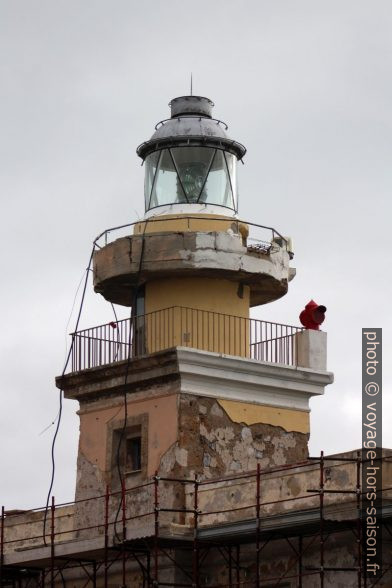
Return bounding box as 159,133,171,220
1,453,391,588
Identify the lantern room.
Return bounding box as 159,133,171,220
137,96,246,216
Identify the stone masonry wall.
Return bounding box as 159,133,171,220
159,393,308,480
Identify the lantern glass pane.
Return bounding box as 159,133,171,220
148,149,187,208
202,150,234,209
224,152,238,210
144,151,159,210
144,147,237,211
171,147,215,203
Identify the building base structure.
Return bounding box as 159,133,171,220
2,450,392,588
2,349,391,587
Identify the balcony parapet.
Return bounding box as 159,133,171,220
93,216,295,307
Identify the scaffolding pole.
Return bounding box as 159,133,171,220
154,473,159,586
50,496,55,588
104,485,109,588
256,463,261,587
121,479,126,588
357,452,362,588
319,451,325,588
193,476,200,588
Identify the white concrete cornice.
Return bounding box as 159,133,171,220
176,347,334,412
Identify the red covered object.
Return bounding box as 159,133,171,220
299,300,327,330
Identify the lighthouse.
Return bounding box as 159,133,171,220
57,94,332,505
8,94,386,588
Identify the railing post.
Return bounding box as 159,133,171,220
293,329,298,366
71,335,75,371
78,334,82,371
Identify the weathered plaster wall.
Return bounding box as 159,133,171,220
72,384,179,537
76,385,178,500
3,506,75,555
145,392,309,533
158,394,308,481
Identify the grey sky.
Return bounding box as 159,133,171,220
1,0,391,509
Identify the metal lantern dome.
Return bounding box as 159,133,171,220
137,96,246,216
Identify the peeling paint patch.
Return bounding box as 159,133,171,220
217,398,310,434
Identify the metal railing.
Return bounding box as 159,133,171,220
93,215,289,252
70,306,302,372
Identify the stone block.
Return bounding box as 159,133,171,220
296,330,327,371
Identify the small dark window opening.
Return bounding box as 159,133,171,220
111,423,145,485
125,436,142,473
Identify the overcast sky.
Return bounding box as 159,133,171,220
1,0,391,509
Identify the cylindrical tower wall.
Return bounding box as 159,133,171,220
142,277,250,357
